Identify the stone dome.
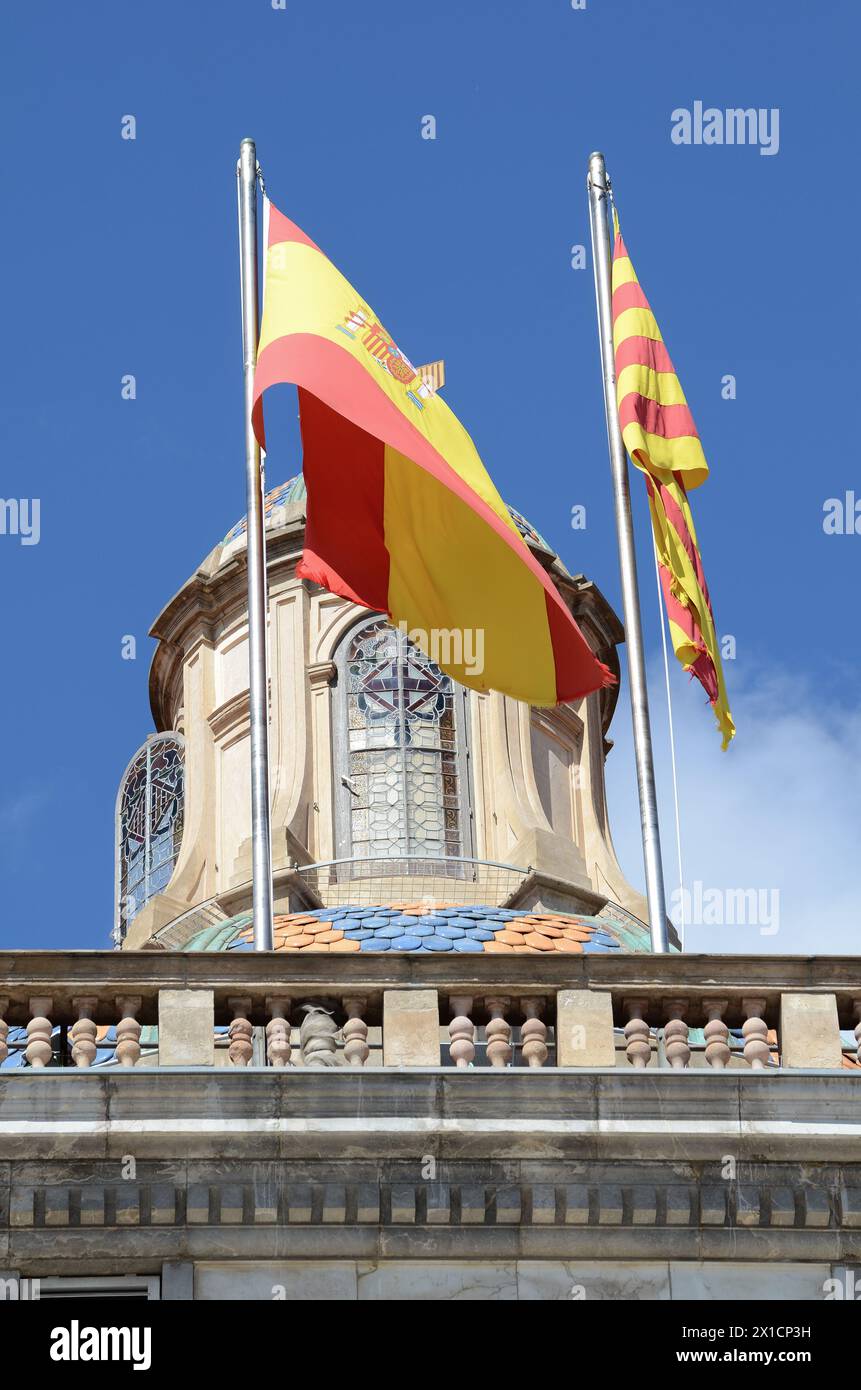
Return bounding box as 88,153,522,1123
181,902,662,954
223,473,564,567
138,449,648,953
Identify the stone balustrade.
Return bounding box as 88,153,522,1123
0,952,858,1071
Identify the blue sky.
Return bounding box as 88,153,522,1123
1,0,858,951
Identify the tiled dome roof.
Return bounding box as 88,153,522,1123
224,474,558,557
183,902,660,954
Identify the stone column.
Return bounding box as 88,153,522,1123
25,997,53,1069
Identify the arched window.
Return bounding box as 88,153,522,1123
334,618,472,862
114,734,185,944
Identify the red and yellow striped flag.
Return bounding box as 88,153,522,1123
612,216,735,748
252,201,614,706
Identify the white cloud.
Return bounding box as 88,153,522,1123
604,662,861,954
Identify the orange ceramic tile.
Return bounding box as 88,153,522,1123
314,929,344,944
483,940,515,953
495,929,528,946
524,932,555,951
553,938,584,953
329,937,361,953
305,921,334,935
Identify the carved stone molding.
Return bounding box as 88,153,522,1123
307,661,337,689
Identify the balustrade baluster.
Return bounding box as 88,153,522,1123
520,997,548,1068
448,995,475,1068
265,996,292,1068
342,996,370,1067
742,996,771,1069
25,996,53,1069
70,997,98,1069
0,996,8,1068
115,996,142,1067
623,997,652,1069
702,997,731,1070
485,996,512,1068
227,997,254,1067
664,998,691,1070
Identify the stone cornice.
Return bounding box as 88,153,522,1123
1,1068,860,1163
207,688,252,742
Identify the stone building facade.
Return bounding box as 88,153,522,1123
1,472,858,1304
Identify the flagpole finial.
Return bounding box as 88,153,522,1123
588,152,610,191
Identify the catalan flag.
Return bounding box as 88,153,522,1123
611,215,735,748
252,200,614,706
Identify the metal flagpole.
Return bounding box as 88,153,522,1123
237,137,274,951
586,151,669,953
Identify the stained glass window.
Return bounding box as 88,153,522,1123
115,735,185,944
336,619,470,861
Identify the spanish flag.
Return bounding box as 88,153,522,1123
612,217,735,748
252,201,613,706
